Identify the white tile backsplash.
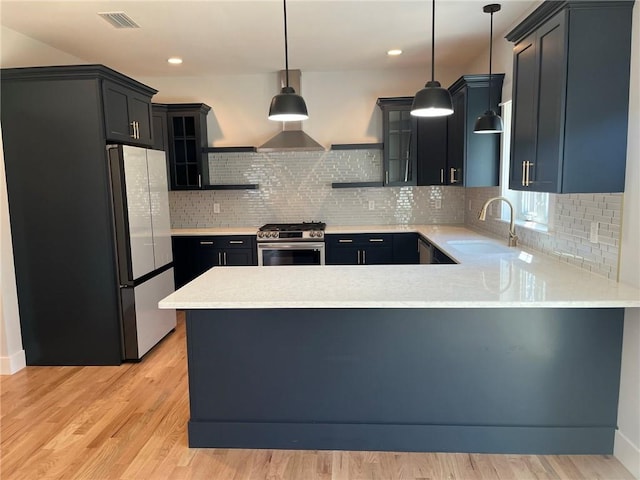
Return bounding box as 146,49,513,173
464,187,622,279
169,149,465,228
169,150,622,279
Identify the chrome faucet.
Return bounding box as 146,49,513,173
478,196,518,247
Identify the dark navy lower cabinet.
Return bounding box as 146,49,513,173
326,233,420,265
172,235,256,288
392,233,419,264
172,236,199,289
325,234,395,265
184,307,624,454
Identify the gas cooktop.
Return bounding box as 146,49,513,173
257,222,326,241
258,222,326,232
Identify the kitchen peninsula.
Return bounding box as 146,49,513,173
159,226,640,454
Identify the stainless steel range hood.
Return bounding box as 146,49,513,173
257,70,325,152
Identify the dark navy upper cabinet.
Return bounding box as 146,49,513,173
416,116,448,186
377,97,418,186
102,79,155,147
446,74,504,188
151,104,169,152
507,1,633,193
165,103,211,190
377,97,449,187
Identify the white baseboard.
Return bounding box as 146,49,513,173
0,349,26,375
615,430,640,480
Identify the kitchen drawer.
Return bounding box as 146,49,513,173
326,233,394,247
195,235,254,248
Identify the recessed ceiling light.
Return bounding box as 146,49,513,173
387,49,403,56
167,57,183,65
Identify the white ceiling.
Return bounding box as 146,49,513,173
0,0,539,77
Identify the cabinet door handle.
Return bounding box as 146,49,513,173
450,167,458,184
339,239,353,243
199,241,214,245
440,168,444,184
357,250,361,264
136,121,140,139
369,238,384,242
130,121,136,139
526,161,534,187
385,171,389,184
198,174,202,188
229,241,244,244
223,252,227,265
522,161,526,186
362,250,366,264
218,252,222,265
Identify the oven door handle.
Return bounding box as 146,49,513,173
257,243,325,250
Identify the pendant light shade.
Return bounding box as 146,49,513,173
269,86,308,121
474,4,503,134
474,109,504,133
411,0,453,117
268,0,308,122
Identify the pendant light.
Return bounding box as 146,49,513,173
411,0,454,117
474,4,503,133
268,0,308,122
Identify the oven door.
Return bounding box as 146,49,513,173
258,242,325,266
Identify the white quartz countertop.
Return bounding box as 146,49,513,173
161,225,640,309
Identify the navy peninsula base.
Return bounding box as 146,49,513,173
184,307,623,454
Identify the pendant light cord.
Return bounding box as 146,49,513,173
488,9,494,111
431,0,436,82
283,0,290,88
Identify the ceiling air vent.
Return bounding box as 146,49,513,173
98,12,140,29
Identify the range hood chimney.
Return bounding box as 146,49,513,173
257,70,325,152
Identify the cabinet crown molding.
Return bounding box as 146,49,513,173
506,0,635,44
0,64,157,96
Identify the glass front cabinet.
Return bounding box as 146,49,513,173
377,97,417,186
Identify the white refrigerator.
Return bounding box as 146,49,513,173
108,145,176,360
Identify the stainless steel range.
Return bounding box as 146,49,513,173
257,222,326,266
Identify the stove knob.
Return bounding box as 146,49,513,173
258,232,264,238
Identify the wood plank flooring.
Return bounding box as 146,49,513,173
1,312,634,480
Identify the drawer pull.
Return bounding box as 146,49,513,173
369,238,384,243
229,241,244,244
338,239,353,243
199,241,214,245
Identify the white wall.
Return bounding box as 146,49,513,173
0,127,25,374
615,1,640,477
0,25,84,68
138,66,461,149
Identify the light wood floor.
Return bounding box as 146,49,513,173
1,313,634,480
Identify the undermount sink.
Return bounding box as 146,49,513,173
446,240,513,255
